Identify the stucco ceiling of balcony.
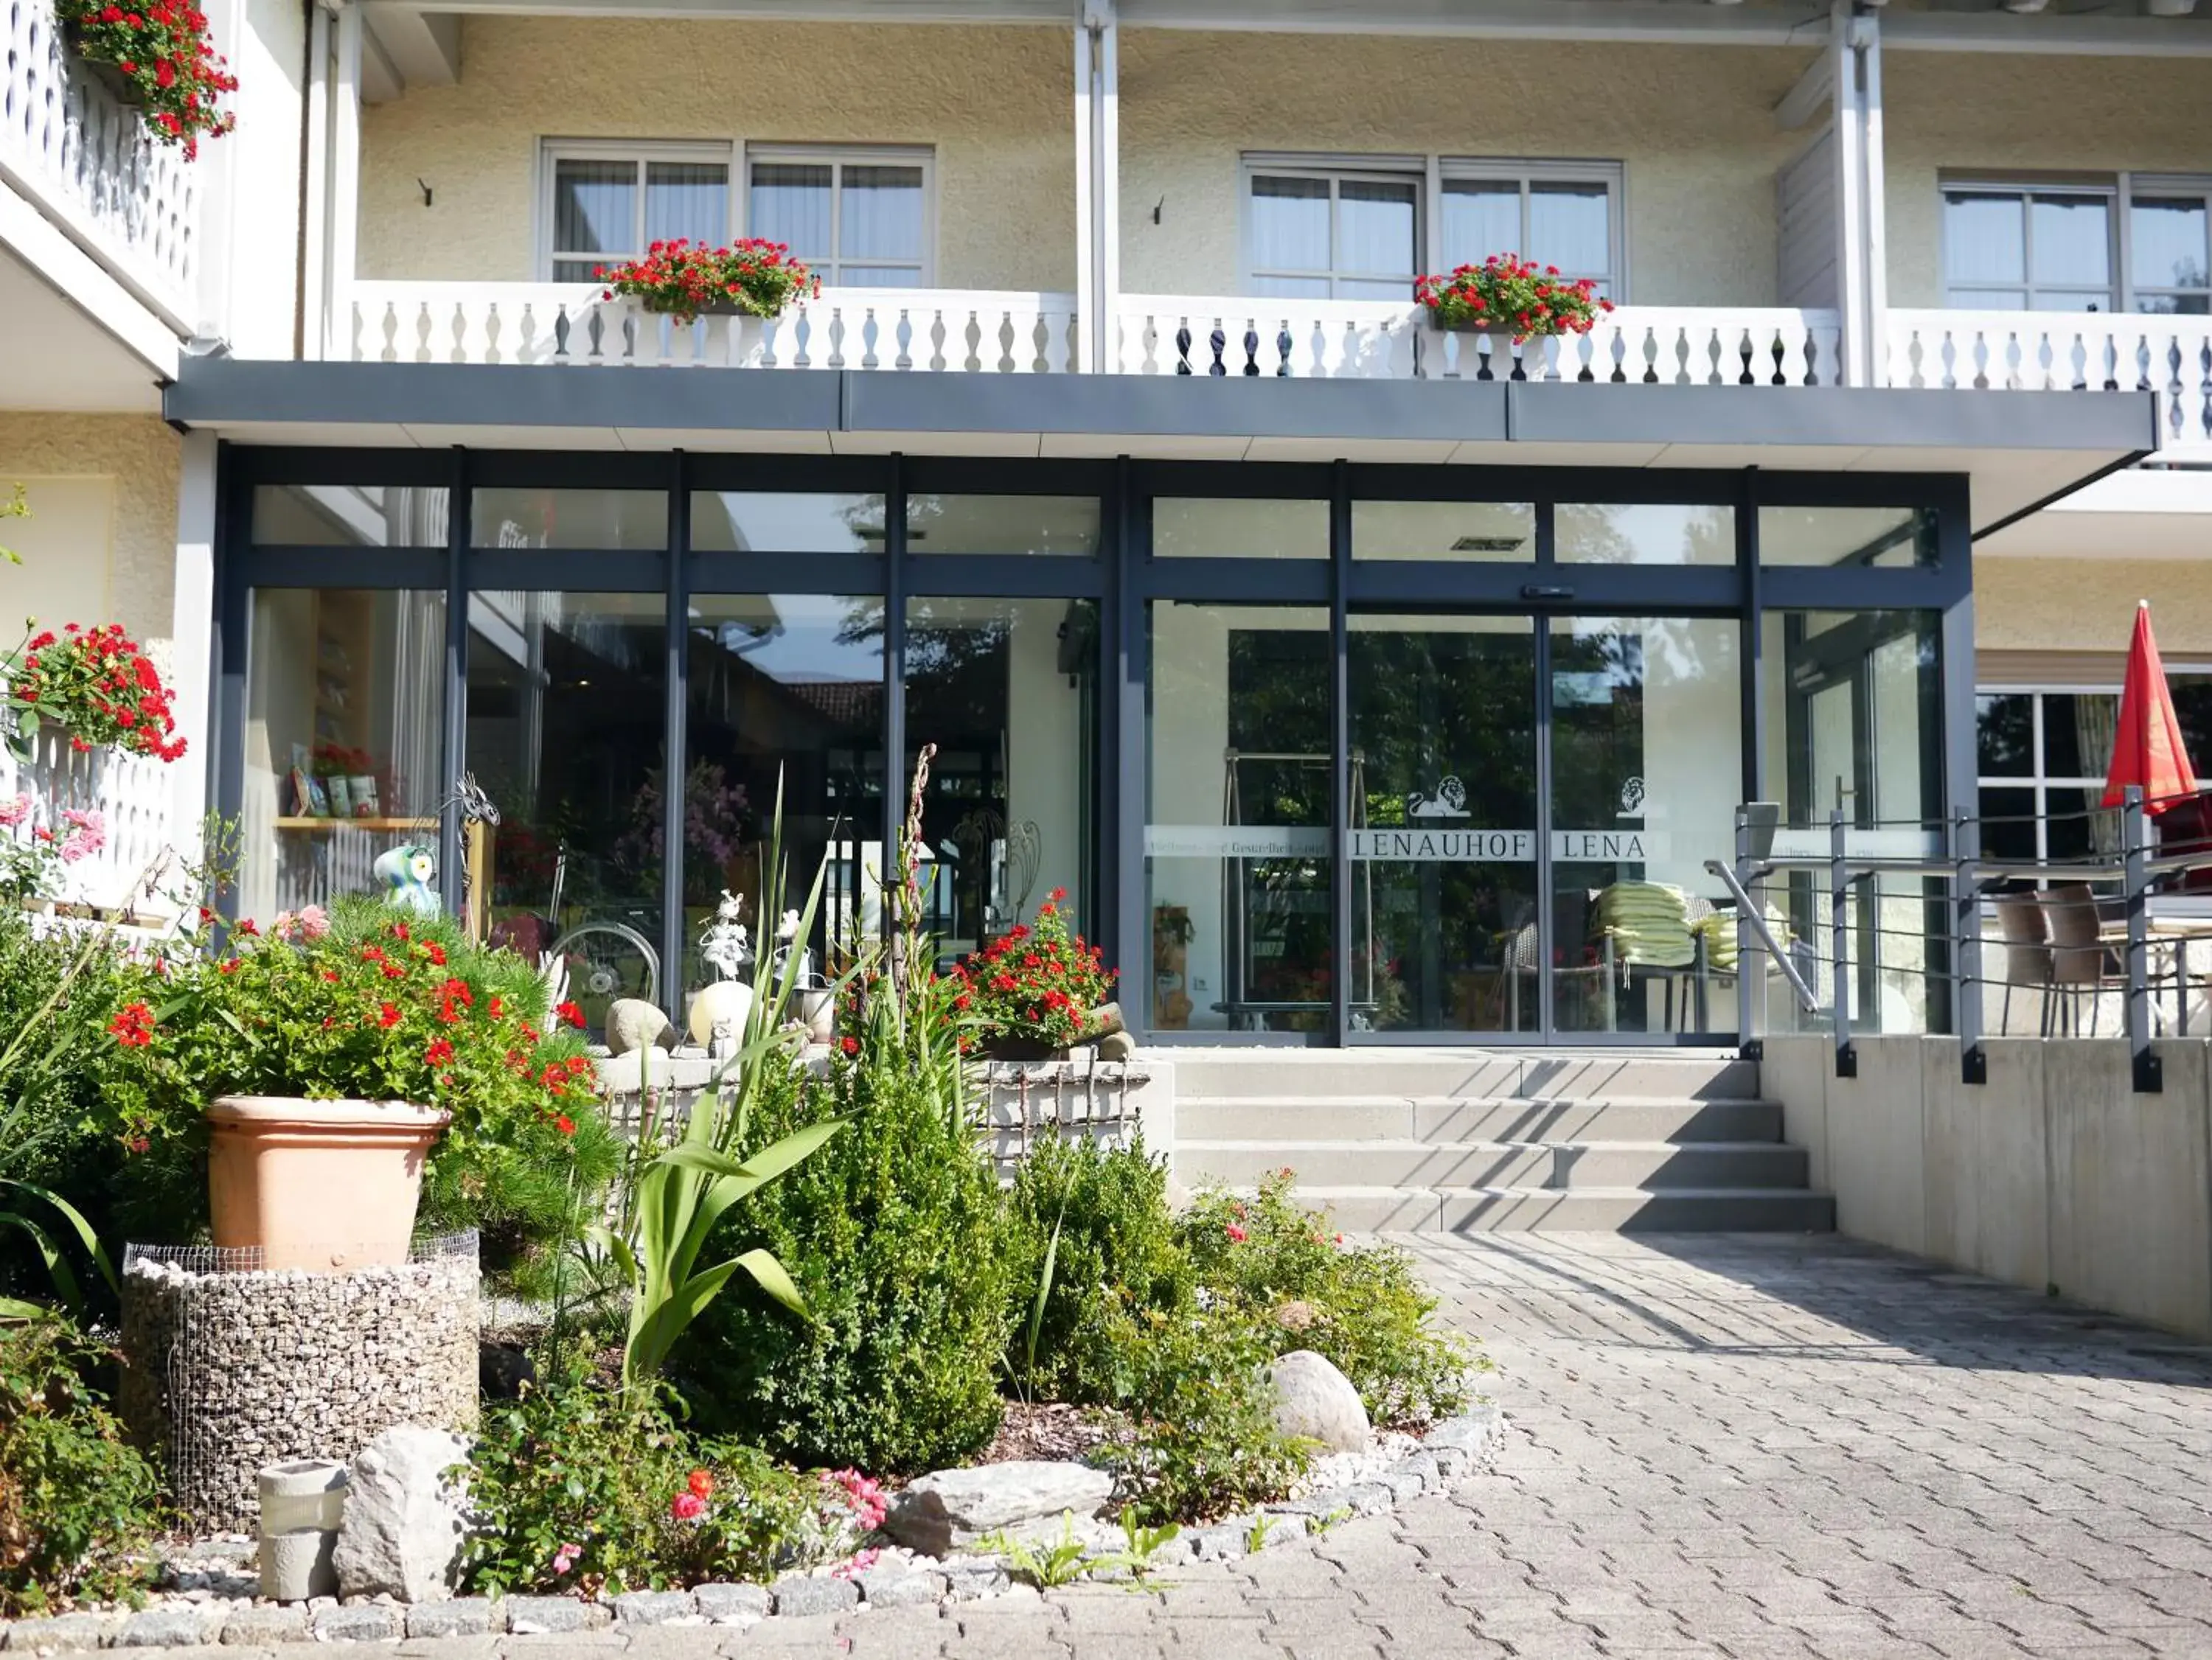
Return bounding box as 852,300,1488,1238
0,251,166,415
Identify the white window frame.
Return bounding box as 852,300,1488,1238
1975,674,2212,863
1941,172,2212,314
1239,153,1627,302
538,139,740,282
742,144,936,289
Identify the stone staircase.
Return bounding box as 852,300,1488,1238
1169,1050,1833,1232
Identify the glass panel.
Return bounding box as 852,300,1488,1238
905,494,1099,556
470,593,667,1045
643,162,728,248
251,484,450,546
240,589,446,930
835,265,925,288
1335,178,1418,277
1550,616,1742,1036
905,596,1098,954
2136,292,2212,316
1979,786,2039,868
554,259,603,284
681,594,883,1007
1352,500,1533,562
1440,179,1520,268
840,165,925,262
1252,273,1333,299
1350,615,1537,1034
1338,277,1416,300
1528,181,1610,278
748,161,833,259
1249,175,1332,273
2131,197,2211,294
1976,692,2034,778
552,159,635,256
2030,290,2112,313
2030,193,2112,289
689,492,886,553
2170,672,2212,764
1557,503,1733,567
1759,505,1935,568
471,489,667,550
1953,287,2028,310
2045,784,2120,865
1759,609,1944,1037
1152,498,1327,559
1944,192,2025,287
2042,691,2118,779
1147,603,1330,1035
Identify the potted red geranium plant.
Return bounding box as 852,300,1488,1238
4,621,186,764
598,239,818,325
52,0,238,158
949,888,1117,1061
1415,254,1613,344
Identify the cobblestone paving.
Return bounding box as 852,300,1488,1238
206,1235,2212,1657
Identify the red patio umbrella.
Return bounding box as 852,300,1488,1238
2104,600,2201,816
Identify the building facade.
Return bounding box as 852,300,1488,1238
4,0,2204,1050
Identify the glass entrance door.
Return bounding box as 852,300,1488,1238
1343,612,1746,1042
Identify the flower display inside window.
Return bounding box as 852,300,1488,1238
53,0,238,158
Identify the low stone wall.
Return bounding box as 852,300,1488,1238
119,1239,479,1530
1765,1033,2212,1337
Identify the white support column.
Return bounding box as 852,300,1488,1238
1830,0,1887,386
168,430,218,883
330,2,364,363
1074,12,1095,372
302,3,333,360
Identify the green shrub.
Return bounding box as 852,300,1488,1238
1005,1134,1193,1405
1099,1305,1312,1525
0,1317,165,1615
677,1033,1015,1475
1180,1169,1476,1427
460,1367,873,1596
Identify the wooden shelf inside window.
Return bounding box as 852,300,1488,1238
273,817,439,832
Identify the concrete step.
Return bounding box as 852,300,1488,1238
1168,1050,1759,1103
1175,1095,1782,1145
1290,1185,1838,1233
1178,1139,1808,1192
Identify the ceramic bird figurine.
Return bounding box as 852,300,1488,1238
371,844,439,916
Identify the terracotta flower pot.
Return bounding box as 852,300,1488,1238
206,1098,450,1272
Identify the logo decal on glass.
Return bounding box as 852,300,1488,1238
1405,775,1468,819
1618,775,1646,815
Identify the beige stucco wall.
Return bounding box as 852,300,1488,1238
0,415,181,663
1885,52,2212,310
1978,557,2212,660
1119,32,1812,304
358,20,1075,290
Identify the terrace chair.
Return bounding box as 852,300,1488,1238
2041,882,2117,1036
1989,891,2053,1036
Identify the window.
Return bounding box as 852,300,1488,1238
1242,158,1622,301
747,147,932,287
1245,165,1421,299
1975,679,2212,865
543,144,732,282
1943,176,2212,314
1441,163,1621,297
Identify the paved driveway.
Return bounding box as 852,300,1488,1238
232,1234,2212,1659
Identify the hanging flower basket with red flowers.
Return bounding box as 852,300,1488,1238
53,0,239,159
1414,254,1614,344
598,239,818,324
4,621,186,764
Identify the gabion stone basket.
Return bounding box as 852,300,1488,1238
119,1233,479,1530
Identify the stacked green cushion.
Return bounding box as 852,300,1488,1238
1593,882,1695,970
1690,905,1792,974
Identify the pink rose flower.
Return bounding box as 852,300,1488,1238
0,792,30,829
670,1491,707,1521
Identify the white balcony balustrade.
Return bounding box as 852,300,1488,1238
0,723,178,918
1888,309,2212,455
1113,298,1845,386
0,0,197,320
345,284,1082,372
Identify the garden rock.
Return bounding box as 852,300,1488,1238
692,1583,772,1625
605,998,674,1056
855,1566,943,1609
331,1426,473,1603
771,1576,858,1618
611,1591,694,1626
1,1614,114,1650
113,1606,208,1648
883,1460,1114,1556
220,1605,310,1645
1270,1349,1371,1453
313,1604,402,1642
506,1596,611,1634
406,1598,501,1639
